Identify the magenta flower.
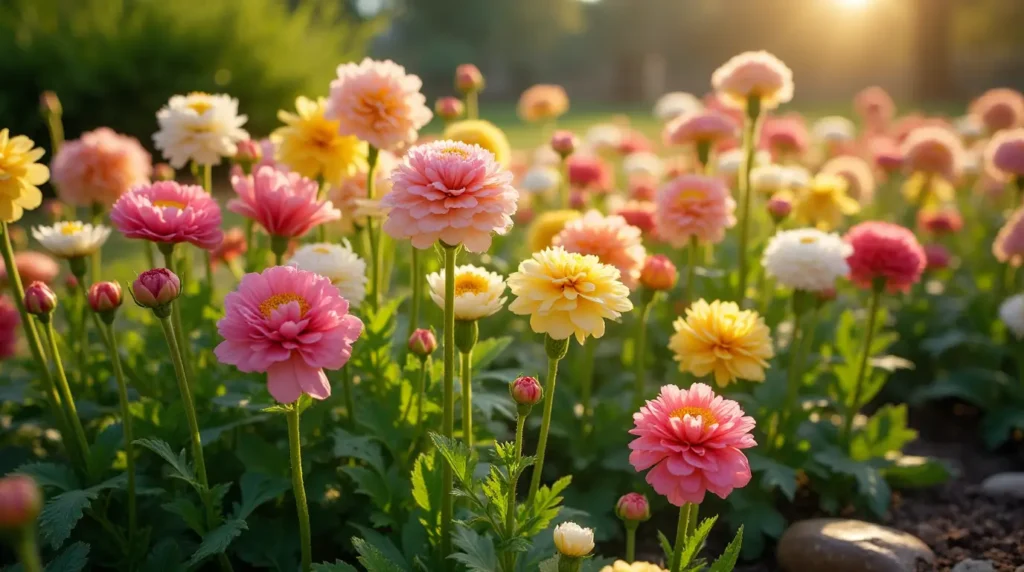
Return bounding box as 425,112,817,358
0,296,19,360
629,383,755,506
228,166,341,239
110,181,224,250
215,266,363,403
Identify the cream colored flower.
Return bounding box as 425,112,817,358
750,164,791,195
288,241,367,308
519,166,561,195
600,561,668,572
585,123,623,154
553,522,594,558
427,264,506,321
653,92,702,122
762,228,852,292
153,92,249,168
623,151,664,180
812,116,856,144
31,221,111,259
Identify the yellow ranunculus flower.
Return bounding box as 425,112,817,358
792,173,860,231
0,129,48,223
600,561,668,572
272,96,368,186
442,119,511,167
669,299,774,386
526,209,580,254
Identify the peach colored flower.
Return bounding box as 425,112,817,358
382,140,517,252
326,58,432,151
662,110,738,147
970,88,1024,133
518,84,569,123
329,150,397,234
0,252,59,286
51,128,151,207
917,207,963,236
820,155,877,204
655,174,736,246
229,166,340,239
900,126,965,181
994,207,1024,266
854,86,896,133
554,210,647,289
110,181,224,250
761,114,809,158
711,51,794,110
845,221,926,292
212,227,247,265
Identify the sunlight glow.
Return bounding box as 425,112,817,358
835,0,872,8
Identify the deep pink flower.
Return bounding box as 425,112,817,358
970,88,1024,133
132,268,181,308
455,64,484,93
986,128,1024,178
614,199,658,236
110,181,224,250
554,210,647,289
994,207,1024,267
655,174,736,246
629,383,755,506
0,252,59,286
229,166,340,239
845,221,926,293
761,114,809,158
917,207,963,235
0,475,42,529
88,281,123,313
215,265,363,403
663,110,738,148
510,375,543,406
0,296,19,360
567,155,612,192
382,140,517,252
23,282,57,316
51,127,152,207
615,493,651,522
924,244,951,270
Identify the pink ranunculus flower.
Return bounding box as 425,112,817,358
820,155,877,204
110,181,224,250
900,126,965,182
970,88,1024,134
229,166,341,239
662,110,738,148
994,207,1024,267
51,127,152,207
845,221,926,293
854,86,896,133
567,155,612,193
655,174,736,246
325,58,433,152
923,243,951,270
711,51,794,110
613,198,658,236
554,210,647,289
0,296,19,359
215,265,363,404
382,140,517,252
986,128,1024,178
629,383,756,506
0,251,59,286
761,114,809,158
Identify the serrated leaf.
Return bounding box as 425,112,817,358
333,429,386,474
813,448,891,516
342,466,392,509
311,562,359,572
142,538,186,572
163,497,206,534
748,453,797,501
45,541,89,572
850,404,917,461
352,537,407,572
188,519,248,565
450,523,498,572
429,433,476,485
134,438,197,488
676,516,717,569
39,490,97,549
233,472,290,520
352,525,409,570
15,463,79,492
708,526,743,572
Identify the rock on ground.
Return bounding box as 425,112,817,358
776,518,935,572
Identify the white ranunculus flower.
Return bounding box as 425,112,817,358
716,148,771,178
288,241,367,308
32,221,111,259
762,228,852,292
999,294,1024,340
653,91,702,122
812,116,856,144
622,151,664,180
153,92,250,168
519,166,561,194
783,165,812,190
553,521,595,558
427,264,506,321
750,164,791,195
585,123,623,154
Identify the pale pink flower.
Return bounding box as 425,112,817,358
820,155,877,204
761,114,809,158
229,166,340,239
711,51,794,110
994,208,1024,267
325,58,432,151
51,128,152,207
554,210,647,289
0,296,19,359
0,252,59,286
382,140,517,252
985,128,1024,178
900,126,965,181
662,110,738,148
110,181,223,250
655,174,736,246
215,265,363,403
629,383,755,506
854,86,896,133
970,88,1024,133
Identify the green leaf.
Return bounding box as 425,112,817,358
519,476,571,538
726,490,785,560
708,526,743,572
429,433,476,485
332,429,386,474
45,541,89,572
233,472,291,520
162,497,206,534
311,562,359,572
411,451,441,513
39,490,97,549
342,466,393,511
981,406,1024,449
676,516,717,568
538,556,560,572
199,414,272,444
134,438,197,488
748,453,798,501
87,423,123,478
188,519,248,565
450,523,498,572
813,448,891,516
883,455,954,488
141,539,185,572
352,537,407,572
15,463,79,492
850,404,917,461
657,530,673,563
471,336,513,371
351,525,409,570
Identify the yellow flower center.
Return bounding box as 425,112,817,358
313,246,332,254
439,145,470,158
187,93,213,115
153,200,187,210
454,273,488,296
677,189,706,202
669,405,718,429
799,235,818,244
60,222,84,236
258,293,310,319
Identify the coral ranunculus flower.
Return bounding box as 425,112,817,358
153,92,250,168
662,110,738,148
900,126,965,182
51,128,151,207
655,174,736,246
792,173,860,231
554,210,647,289
0,252,59,286
994,207,1024,267
518,84,570,123
442,120,512,167
508,246,633,344
711,51,794,110
326,58,432,151
669,300,774,385
970,88,1024,134
845,221,926,292
0,130,48,223
601,562,667,572
110,181,224,250
229,166,341,239
526,209,581,253
382,140,518,252
0,296,19,359
215,265,363,403
272,96,368,186
629,383,756,505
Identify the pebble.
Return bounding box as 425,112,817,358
979,472,1024,498
777,518,935,572
951,560,995,572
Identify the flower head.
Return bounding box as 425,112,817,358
0,129,48,223
0,252,59,286
550,130,578,157
272,96,368,186
999,294,1024,340
427,264,506,321
435,97,465,121
153,92,249,168
110,181,224,250
88,281,123,314
0,475,43,530
813,116,857,144
622,152,663,180
408,328,437,357
132,268,181,309
213,227,247,265
655,174,736,246
994,207,1024,266
519,166,561,195
653,91,702,122
762,228,852,292
854,86,896,132
750,164,792,196
820,156,876,204
845,221,926,292
600,562,667,572
508,246,633,344
924,243,951,270
326,58,432,151
613,199,658,236
761,115,809,157
518,84,569,123
554,210,646,289
0,296,19,359
288,241,367,309
24,282,57,316
917,207,963,235
553,522,594,558
615,493,651,522
527,210,580,253
567,155,612,192
52,128,151,207
900,126,965,181
215,265,363,403
970,88,1024,133
711,51,794,110
629,383,756,505
31,222,111,259
663,110,737,147
640,255,678,292
584,123,623,155
870,136,904,173
382,140,517,252
986,127,1024,178
510,375,543,407
669,300,774,386
792,173,860,231
229,166,340,239
443,120,511,167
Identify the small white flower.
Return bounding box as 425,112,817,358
783,165,812,189
534,144,562,167
289,241,367,309
520,166,561,194
812,116,856,144
999,294,1024,340
954,114,984,139
653,91,703,122
427,264,506,321
32,221,111,259
750,164,791,195
716,148,771,178
153,92,250,168
553,521,594,558
585,123,623,154
622,151,664,180
762,228,852,292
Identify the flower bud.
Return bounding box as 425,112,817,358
233,139,263,172
766,193,792,224
24,282,57,317
408,328,437,357
88,281,123,314
455,64,484,94
924,243,951,270
0,475,42,531
65,274,79,293
132,268,181,314
39,91,62,117
550,130,578,158
153,163,176,182
639,255,678,292
510,376,543,407
553,522,594,558
615,492,651,523
43,199,64,224
435,97,465,122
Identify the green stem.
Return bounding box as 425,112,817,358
70,262,89,391
14,530,43,572
579,341,596,432
840,286,883,449
735,96,762,303
633,298,654,410
466,91,479,120
160,246,193,380
98,322,136,558
768,298,805,452
559,157,569,210
685,504,698,539
461,349,473,448
367,146,381,311
89,203,103,284
683,236,698,305
341,365,355,428
440,243,457,569
669,503,692,572
287,405,312,572
527,340,566,503
501,414,527,572
409,246,422,339
41,320,91,467
624,523,637,563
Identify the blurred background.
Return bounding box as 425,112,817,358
2,0,1021,146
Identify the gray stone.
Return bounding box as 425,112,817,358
777,518,935,572
979,472,1024,498
951,560,995,572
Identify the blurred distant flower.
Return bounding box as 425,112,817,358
986,127,1024,180
917,207,963,236
854,86,896,133
153,163,176,182
669,300,773,386
617,130,652,155
434,96,465,122
812,116,856,145
517,84,569,123
0,474,43,530
954,114,985,141
329,150,396,234
519,166,560,195
900,126,965,182
766,192,793,223
612,198,658,236
869,136,903,174
923,243,951,270
52,128,151,207
0,252,59,286
999,293,1024,340
443,120,511,167
622,151,663,180
994,207,1024,266
793,173,860,231
761,114,809,158
427,264,506,321
289,241,368,309
527,209,580,253
273,96,368,186
0,296,18,360
820,155,877,204
639,255,677,292
567,154,612,192
716,148,771,179
711,50,793,110
663,110,737,148
455,64,484,94
554,210,646,289
762,228,851,293
653,91,702,122
584,123,623,155
212,227,247,265
31,221,110,259
111,181,223,250
845,221,926,293
750,164,791,196
655,174,736,246
550,130,578,158
0,129,48,223
153,92,249,168
229,166,340,241
970,88,1024,134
